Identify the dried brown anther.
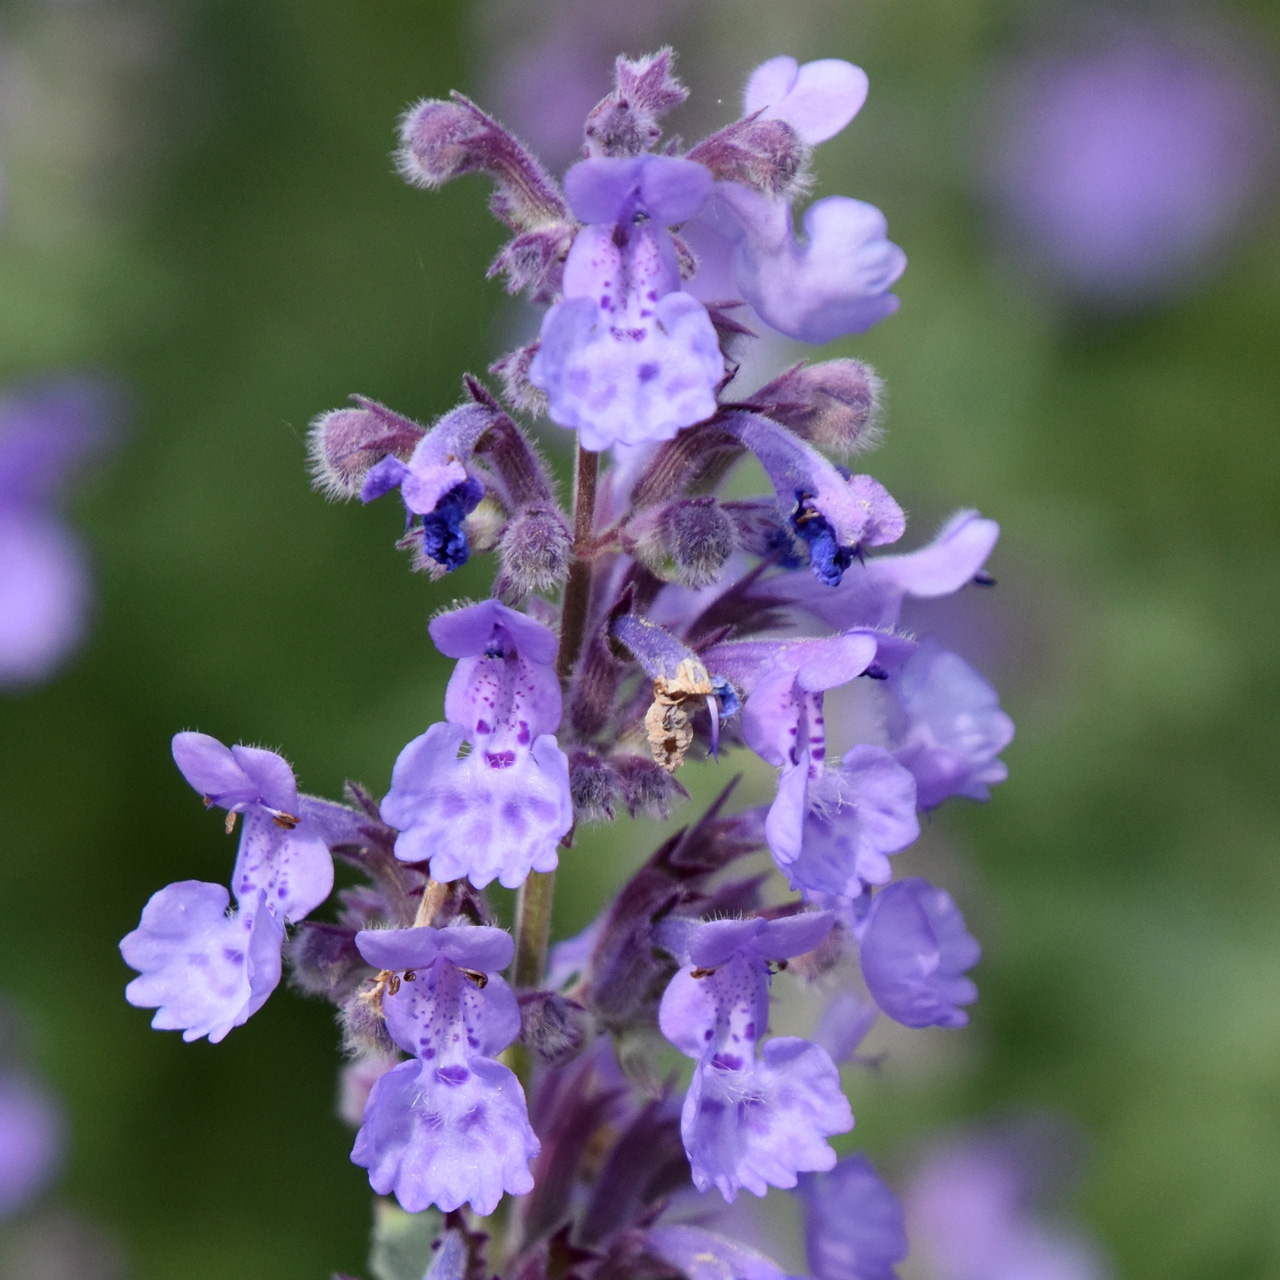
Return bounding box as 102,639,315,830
644,657,716,773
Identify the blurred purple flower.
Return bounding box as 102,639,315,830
0,380,114,688
984,18,1278,303
0,1071,63,1218
888,639,1014,810
906,1122,1108,1280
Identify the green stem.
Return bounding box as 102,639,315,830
555,444,599,680
512,444,598,995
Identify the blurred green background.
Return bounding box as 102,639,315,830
0,0,1278,1276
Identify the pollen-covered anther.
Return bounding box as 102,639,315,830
645,657,716,773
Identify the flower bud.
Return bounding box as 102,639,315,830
397,94,569,231
744,360,883,453
614,754,689,820
584,49,688,158
284,922,366,1000
307,397,426,499
686,117,807,197
489,343,549,417
494,505,572,602
625,496,736,589
517,990,588,1065
569,750,624,824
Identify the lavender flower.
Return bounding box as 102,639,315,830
528,154,724,449
120,734,335,1042
685,56,906,343
859,879,979,1028
702,632,917,892
658,915,851,1200
889,639,1014,810
358,401,494,571
798,1154,908,1280
381,599,572,888
350,924,539,1215
718,413,904,586
0,380,113,688
779,510,1000,632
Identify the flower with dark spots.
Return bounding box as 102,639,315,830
658,914,850,1200
703,632,916,893
351,924,538,1215
120,734,337,1043
381,600,572,888
529,154,724,449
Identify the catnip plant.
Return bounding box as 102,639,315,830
120,49,1013,1280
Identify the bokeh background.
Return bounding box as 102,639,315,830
1,0,1278,1276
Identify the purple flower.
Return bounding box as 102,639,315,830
648,1225,796,1280
771,746,920,899
381,600,573,888
528,154,724,450
798,1154,908,1280
684,57,904,343
859,879,978,1029
0,380,113,688
701,631,919,895
0,1071,64,1217
120,734,335,1042
780,510,999,632
358,401,496,570
713,185,906,343
350,924,539,1215
906,1126,1108,1280
719,413,904,586
743,56,870,147
889,639,1013,810
983,18,1279,305
658,914,851,1200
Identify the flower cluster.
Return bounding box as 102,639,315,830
121,48,1015,1280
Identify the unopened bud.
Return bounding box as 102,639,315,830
517,990,588,1066
745,360,883,453
489,344,549,418
284,922,366,1000
307,397,425,499
569,750,624,824
613,754,689,820
494,505,572,602
686,117,807,197
584,49,688,158
625,496,736,588
396,94,569,231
